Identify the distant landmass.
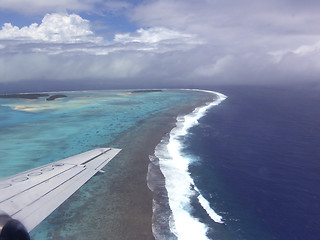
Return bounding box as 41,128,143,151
0,93,50,99
46,94,67,101
0,93,68,101
130,90,163,94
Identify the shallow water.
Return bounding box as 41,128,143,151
0,90,206,178
0,89,213,239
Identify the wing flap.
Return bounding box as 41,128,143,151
0,165,84,216
0,163,77,203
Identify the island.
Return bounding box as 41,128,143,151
0,93,68,101
130,89,163,94
46,94,67,101
0,93,49,99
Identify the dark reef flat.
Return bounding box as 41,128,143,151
130,90,163,94
0,93,49,99
0,93,68,101
46,94,67,101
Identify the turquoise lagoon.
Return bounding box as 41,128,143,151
0,89,213,239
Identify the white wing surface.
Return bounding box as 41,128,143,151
0,148,121,232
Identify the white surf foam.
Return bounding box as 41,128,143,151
154,90,227,240
195,186,223,223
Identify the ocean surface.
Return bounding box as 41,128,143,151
151,85,319,240
1,86,319,240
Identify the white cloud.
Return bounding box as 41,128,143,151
0,14,203,56
0,13,102,43
113,27,203,54
115,27,201,45
269,40,320,63
0,13,207,84
292,41,320,56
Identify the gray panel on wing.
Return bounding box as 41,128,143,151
0,148,121,232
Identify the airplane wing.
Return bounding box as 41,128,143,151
0,148,121,239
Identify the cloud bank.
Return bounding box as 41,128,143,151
0,13,203,86
0,0,320,91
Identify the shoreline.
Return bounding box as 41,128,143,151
152,91,227,239
104,97,214,239
99,91,217,239
146,90,225,240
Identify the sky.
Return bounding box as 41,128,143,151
0,0,320,92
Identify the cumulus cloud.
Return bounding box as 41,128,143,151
0,13,101,43
115,27,200,44
0,13,201,51
0,13,205,85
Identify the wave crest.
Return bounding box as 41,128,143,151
148,90,227,240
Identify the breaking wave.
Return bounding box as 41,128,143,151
148,90,227,240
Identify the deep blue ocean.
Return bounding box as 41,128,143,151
184,85,320,240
